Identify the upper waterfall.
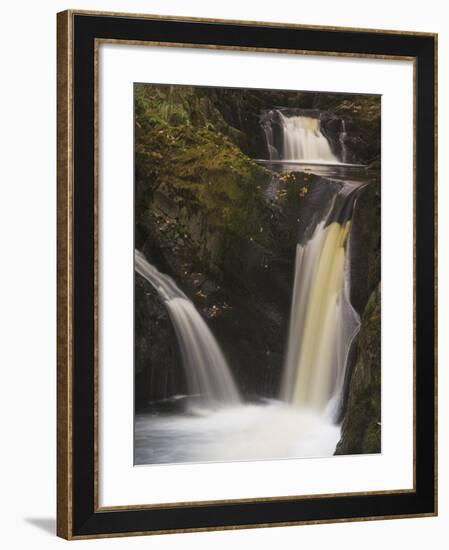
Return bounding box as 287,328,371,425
278,112,339,163
135,250,241,405
261,109,341,164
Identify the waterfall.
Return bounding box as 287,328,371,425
261,110,340,164
278,112,339,163
135,250,241,405
281,183,361,418
339,119,348,164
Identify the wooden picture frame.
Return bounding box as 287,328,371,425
57,10,437,540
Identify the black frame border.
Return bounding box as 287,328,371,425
61,11,436,539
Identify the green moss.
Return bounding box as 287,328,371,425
135,83,274,279
362,420,381,452
284,172,311,201
335,284,381,455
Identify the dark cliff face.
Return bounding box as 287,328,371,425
135,275,185,408
349,182,381,315
309,92,381,166
335,284,381,455
333,177,381,446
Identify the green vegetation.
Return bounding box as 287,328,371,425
135,84,273,271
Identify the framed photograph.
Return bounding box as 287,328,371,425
57,10,437,539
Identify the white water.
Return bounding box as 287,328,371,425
135,400,340,465
278,112,339,164
135,250,240,405
281,183,361,417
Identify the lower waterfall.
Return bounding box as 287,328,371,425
135,250,240,405
281,183,361,418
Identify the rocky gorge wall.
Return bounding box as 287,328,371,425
336,182,381,453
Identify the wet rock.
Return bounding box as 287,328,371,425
201,279,218,295
134,273,186,407
349,180,381,315
335,284,381,455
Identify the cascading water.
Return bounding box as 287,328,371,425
278,112,339,163
281,183,361,418
135,250,240,405
261,110,340,164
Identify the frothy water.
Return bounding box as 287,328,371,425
135,400,341,465
281,182,361,416
278,112,339,164
261,110,341,164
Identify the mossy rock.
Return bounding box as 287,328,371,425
135,85,273,273
335,284,381,455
